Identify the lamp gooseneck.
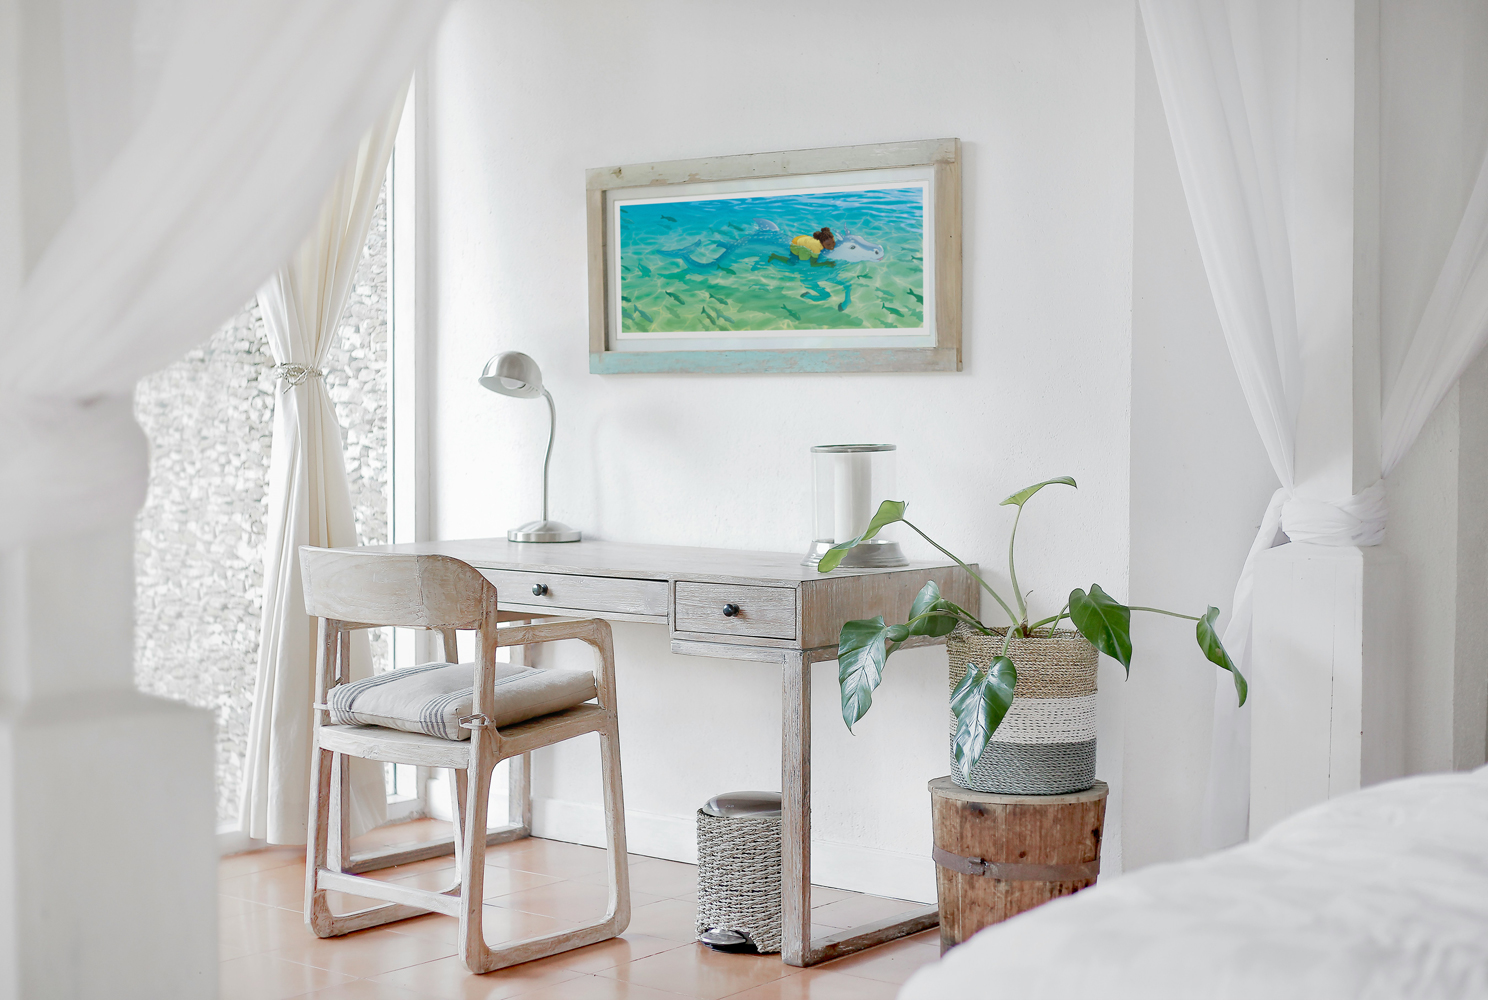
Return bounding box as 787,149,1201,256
541,388,555,523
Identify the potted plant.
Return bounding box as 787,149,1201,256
818,477,1247,793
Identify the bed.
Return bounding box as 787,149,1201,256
900,766,1488,999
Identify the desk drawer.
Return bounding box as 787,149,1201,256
481,570,667,617
674,582,797,640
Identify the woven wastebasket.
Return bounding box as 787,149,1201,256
695,791,782,954
947,624,1098,795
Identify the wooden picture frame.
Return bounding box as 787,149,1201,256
587,138,962,375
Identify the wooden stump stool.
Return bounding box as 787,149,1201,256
929,776,1108,952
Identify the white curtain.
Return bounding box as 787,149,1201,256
1382,146,1488,477
0,0,448,549
240,93,406,845
1141,0,1304,848
1144,0,1488,848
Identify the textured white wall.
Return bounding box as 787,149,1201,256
425,0,1136,898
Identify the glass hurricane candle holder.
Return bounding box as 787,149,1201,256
802,444,907,569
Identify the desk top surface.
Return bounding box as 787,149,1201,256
354,537,959,587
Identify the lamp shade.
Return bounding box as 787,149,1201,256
479,351,544,399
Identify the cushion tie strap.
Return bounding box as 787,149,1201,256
458,714,491,730
931,846,1099,882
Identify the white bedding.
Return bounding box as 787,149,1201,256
901,767,1488,999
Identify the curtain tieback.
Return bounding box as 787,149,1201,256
1279,479,1387,547
272,362,326,391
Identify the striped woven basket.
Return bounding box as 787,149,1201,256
947,624,1097,795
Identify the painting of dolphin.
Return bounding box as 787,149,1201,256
656,220,886,310
616,184,924,332
658,220,886,270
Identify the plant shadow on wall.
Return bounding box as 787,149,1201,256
819,478,1248,789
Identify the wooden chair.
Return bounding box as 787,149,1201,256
299,546,630,973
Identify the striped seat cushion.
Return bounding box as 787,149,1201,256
326,661,597,741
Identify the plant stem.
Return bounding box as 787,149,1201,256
909,608,993,636
1007,505,1027,624
1127,605,1201,622
1028,603,1070,632
902,519,1020,626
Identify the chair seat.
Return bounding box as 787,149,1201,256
328,661,597,740
319,704,610,768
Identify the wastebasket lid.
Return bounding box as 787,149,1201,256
701,791,782,818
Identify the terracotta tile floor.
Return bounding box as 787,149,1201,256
219,819,940,999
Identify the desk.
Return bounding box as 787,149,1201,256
359,537,979,966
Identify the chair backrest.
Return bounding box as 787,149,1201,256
300,547,497,630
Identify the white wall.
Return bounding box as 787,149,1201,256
1379,0,1488,775
425,0,1136,899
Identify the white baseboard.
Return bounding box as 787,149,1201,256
533,797,935,904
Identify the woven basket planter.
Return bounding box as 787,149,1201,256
947,624,1098,795
695,809,782,953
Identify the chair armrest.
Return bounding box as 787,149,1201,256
485,617,617,715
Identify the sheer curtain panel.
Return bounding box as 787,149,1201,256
242,94,406,844
1140,0,1304,849
1,2,448,992
1144,0,1488,847
0,0,449,549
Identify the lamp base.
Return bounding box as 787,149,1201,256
801,538,907,569
508,520,582,543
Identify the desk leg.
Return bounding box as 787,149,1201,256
781,647,940,968
781,650,811,966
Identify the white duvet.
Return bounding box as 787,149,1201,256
901,767,1488,999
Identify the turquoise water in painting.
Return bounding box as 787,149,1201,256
617,186,925,335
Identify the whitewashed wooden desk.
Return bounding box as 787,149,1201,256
355,537,979,967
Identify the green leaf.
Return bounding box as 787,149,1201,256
908,606,960,639
817,500,908,573
1000,477,1077,508
837,616,892,731
902,580,959,639
1069,584,1132,674
949,656,1017,780
1197,606,1247,706
908,579,942,620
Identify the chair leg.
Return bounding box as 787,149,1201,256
306,749,441,938
326,753,351,873
447,768,469,895
449,768,467,864
599,718,631,935
458,760,494,971
509,752,533,836
458,621,629,974
305,745,336,936
459,729,630,974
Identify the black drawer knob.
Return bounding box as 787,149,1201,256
722,603,740,617
532,583,549,597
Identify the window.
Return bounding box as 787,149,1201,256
134,86,421,839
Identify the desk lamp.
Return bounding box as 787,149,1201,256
478,351,581,542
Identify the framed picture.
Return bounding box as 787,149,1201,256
587,138,961,375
